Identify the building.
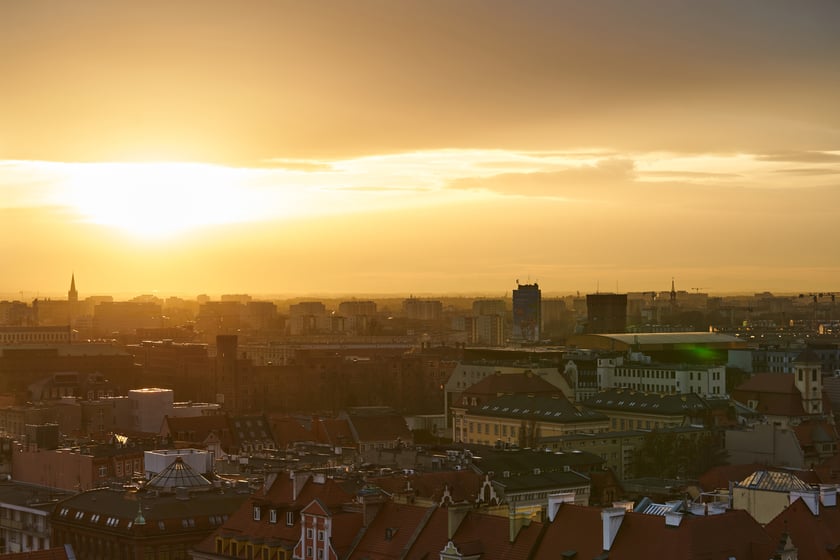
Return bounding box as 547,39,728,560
50,458,249,560
0,328,72,346
0,481,74,554
128,389,174,433
566,331,746,363
452,393,609,447
582,389,711,431
731,469,821,525
731,350,833,427
402,299,443,322
512,283,541,342
12,443,149,492
597,354,727,398
586,293,628,334
190,471,361,560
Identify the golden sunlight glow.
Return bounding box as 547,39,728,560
55,162,273,239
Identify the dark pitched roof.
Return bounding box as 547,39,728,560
583,389,709,415
346,413,412,444
461,372,563,398
470,393,606,423
735,372,798,394
795,348,822,364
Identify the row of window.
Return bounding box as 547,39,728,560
253,506,296,526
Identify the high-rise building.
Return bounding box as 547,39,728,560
512,282,541,342
586,293,628,334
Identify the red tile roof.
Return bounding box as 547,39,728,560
193,472,358,557
347,502,434,560
267,415,315,447
313,418,354,447
534,503,774,560
463,372,563,399
404,509,543,560
735,373,798,394
764,497,840,560
452,511,542,560
732,374,806,417
401,505,449,560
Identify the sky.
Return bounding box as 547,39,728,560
2,0,840,298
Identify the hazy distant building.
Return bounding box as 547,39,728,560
512,282,541,342
33,275,79,327
403,298,443,321
0,326,72,345
586,293,627,334
470,299,506,346
93,301,162,335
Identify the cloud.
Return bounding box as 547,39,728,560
772,167,840,176
756,151,840,163
639,170,742,180
2,1,840,162
256,159,335,172
448,159,636,198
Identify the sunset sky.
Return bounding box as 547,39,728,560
2,1,839,298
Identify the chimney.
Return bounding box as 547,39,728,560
789,490,820,515
509,506,533,543
819,484,837,507
601,507,625,551
263,471,278,494
547,492,576,522
358,488,386,527
290,471,311,501
447,504,471,539
664,511,683,527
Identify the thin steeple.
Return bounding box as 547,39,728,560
68,273,78,303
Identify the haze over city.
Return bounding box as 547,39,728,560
2,1,839,296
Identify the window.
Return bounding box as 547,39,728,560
307,528,314,539
307,547,313,558
253,506,261,521
286,512,295,526
318,550,324,560
318,530,324,541
813,370,818,382
269,509,277,524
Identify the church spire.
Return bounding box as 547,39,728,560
68,273,78,303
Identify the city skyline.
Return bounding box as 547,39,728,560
2,1,839,296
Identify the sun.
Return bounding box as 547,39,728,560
57,162,265,239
